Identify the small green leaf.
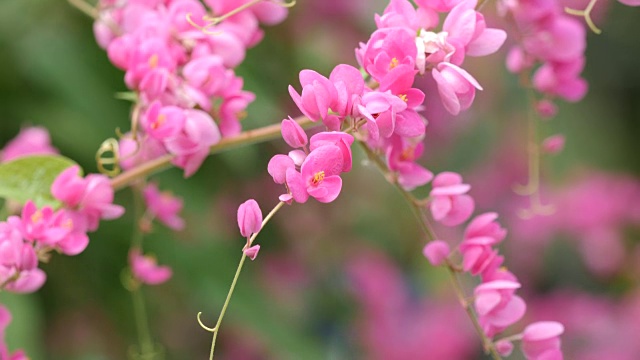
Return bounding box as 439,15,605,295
0,155,81,208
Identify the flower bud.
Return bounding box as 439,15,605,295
542,134,565,155
237,199,263,238
281,117,307,148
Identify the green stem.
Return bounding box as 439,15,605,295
129,186,155,359
111,116,314,191
132,286,155,358
206,201,285,359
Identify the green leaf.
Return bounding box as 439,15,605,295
0,155,80,208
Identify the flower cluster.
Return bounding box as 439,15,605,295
502,0,588,116
424,208,565,358
0,164,123,294
93,0,290,176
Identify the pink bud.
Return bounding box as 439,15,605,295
243,245,261,261
542,135,565,154
237,199,263,238
281,117,308,148
536,100,557,119
423,240,450,266
495,339,514,357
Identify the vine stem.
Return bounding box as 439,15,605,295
110,116,313,191
205,201,285,360
512,89,555,219
67,0,98,19
357,139,502,360
129,186,156,359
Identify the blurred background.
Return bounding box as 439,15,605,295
1,0,640,359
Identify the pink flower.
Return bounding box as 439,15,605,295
281,117,308,149
164,109,221,177
141,102,186,140
1,127,58,162
474,280,527,337
429,172,474,226
286,145,345,204
1,267,46,294
51,166,125,231
385,136,433,190
444,0,506,56
329,64,366,117
532,59,588,102
357,28,417,83
357,91,408,141
415,0,464,12
267,154,295,185
237,199,262,238
619,0,640,5
182,55,228,97
288,70,338,122
423,240,450,266
432,62,482,115
523,17,586,63
521,321,564,360
459,212,507,276
309,132,354,173
129,249,172,285
542,134,565,154
143,183,185,231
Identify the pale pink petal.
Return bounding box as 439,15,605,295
423,240,450,266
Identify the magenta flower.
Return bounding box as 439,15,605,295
281,117,308,149
267,154,295,185
532,59,588,102
386,136,433,190
288,70,338,122
429,171,474,226
237,199,262,239
415,0,464,12
309,132,354,173
0,127,58,162
143,183,185,231
129,249,172,285
474,280,526,337
141,101,186,140
358,90,408,141
357,28,417,83
164,109,221,177
182,55,228,97
432,62,482,115
442,0,506,59
423,240,450,266
328,64,365,117
1,267,46,294
286,145,345,204
51,166,125,232
521,321,565,360
459,212,507,277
